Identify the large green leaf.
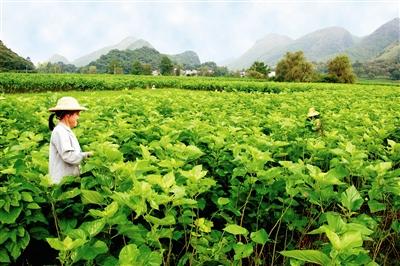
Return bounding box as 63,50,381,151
0,249,10,263
81,189,104,205
280,250,331,265
119,244,140,266
73,240,108,262
340,185,363,212
223,224,248,236
250,229,269,245
145,214,176,226
80,219,106,237
47,236,86,251
233,243,253,260
0,207,22,224
368,200,386,213
57,188,81,201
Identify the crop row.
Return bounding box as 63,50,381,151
0,73,378,94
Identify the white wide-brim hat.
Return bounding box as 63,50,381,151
49,96,88,112
307,107,320,117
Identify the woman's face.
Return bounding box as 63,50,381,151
66,111,80,128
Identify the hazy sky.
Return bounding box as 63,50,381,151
1,0,398,64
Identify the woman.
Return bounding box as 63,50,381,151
48,96,93,184
306,107,324,135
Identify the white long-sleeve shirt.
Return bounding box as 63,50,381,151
49,123,87,184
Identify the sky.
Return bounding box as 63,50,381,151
0,0,398,65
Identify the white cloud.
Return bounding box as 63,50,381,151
1,1,398,64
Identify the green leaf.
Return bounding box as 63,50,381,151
21,192,34,202
338,231,363,250
161,172,176,190
8,242,21,260
368,200,386,213
0,207,22,224
26,203,41,209
81,189,104,205
0,249,10,263
194,218,213,233
217,197,230,206
223,224,248,236
0,168,16,175
89,201,118,218
233,243,253,260
47,236,86,251
119,244,140,266
326,212,346,234
74,240,108,261
0,233,8,245
57,188,81,201
80,219,106,237
250,229,269,245
340,185,363,212
324,228,341,250
145,214,176,226
46,238,65,251
280,250,331,265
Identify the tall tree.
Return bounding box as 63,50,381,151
131,60,143,75
108,59,122,74
160,56,173,75
275,51,314,82
142,64,152,75
248,61,270,77
327,55,356,83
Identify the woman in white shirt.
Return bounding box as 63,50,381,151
48,97,93,184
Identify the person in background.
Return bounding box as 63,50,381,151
306,107,324,135
48,96,93,184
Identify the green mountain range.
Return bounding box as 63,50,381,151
0,41,35,72
88,46,201,73
48,36,201,69
227,18,399,70
71,37,154,67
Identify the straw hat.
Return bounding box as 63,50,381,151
49,97,88,112
307,107,320,117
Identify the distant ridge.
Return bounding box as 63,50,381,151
72,37,153,67
0,40,35,71
228,17,399,70
48,54,70,64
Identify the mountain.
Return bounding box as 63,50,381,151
169,50,200,67
284,27,359,61
72,37,153,67
346,18,400,62
88,46,161,73
0,40,35,71
228,18,399,70
227,34,292,69
89,46,201,73
374,42,400,62
48,54,69,64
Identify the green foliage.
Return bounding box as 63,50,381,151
327,55,356,83
37,62,77,74
353,59,400,80
0,73,353,94
248,61,270,78
246,70,265,79
131,60,144,75
0,41,35,72
275,51,314,82
1,81,400,265
90,47,162,74
160,56,173,75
